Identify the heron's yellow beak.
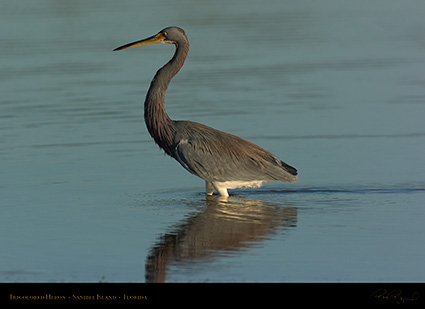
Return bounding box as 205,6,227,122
113,32,166,51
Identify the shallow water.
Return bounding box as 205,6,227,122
1,0,425,282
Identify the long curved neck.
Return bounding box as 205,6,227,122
144,40,189,157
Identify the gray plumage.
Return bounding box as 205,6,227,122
114,26,298,197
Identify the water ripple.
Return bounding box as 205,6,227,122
244,183,425,196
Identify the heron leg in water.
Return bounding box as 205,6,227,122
206,181,229,197
211,182,229,197
205,181,215,196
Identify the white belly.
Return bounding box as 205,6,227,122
208,180,270,197
217,180,266,189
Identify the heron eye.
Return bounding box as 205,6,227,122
163,32,167,37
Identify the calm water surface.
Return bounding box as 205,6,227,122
1,0,425,282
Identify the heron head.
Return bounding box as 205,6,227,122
113,26,186,51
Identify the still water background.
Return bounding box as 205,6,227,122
1,0,424,282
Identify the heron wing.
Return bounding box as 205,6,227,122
173,121,297,182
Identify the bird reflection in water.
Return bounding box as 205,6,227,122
145,196,297,282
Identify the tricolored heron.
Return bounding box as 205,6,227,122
114,26,298,197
